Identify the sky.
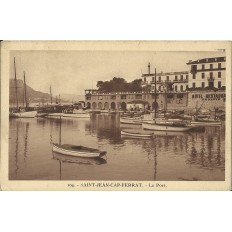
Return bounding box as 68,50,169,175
10,50,225,95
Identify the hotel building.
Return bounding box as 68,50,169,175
85,56,226,112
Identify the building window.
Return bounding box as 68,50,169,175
98,96,103,100
180,85,183,91
175,85,178,91
186,85,188,89
159,86,161,91
218,72,221,78
210,64,213,69
202,73,205,79
144,77,146,82
193,83,196,88
111,95,116,100
210,72,213,78
193,73,196,79
167,94,174,99
135,95,142,99
186,75,188,79
202,64,205,70
175,76,178,80
158,76,161,81
218,81,221,88
180,75,183,80
202,82,205,88
121,95,126,100
177,94,184,98
86,96,91,100
166,76,169,81
218,63,221,69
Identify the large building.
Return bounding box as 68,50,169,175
141,63,189,92
186,56,226,89
85,56,226,112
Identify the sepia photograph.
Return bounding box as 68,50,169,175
1,41,231,190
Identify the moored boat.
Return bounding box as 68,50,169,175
52,143,107,158
121,129,153,138
142,121,192,132
190,120,222,127
10,110,37,118
120,117,142,125
53,152,107,165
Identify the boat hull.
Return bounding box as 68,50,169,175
120,117,142,125
11,111,37,118
62,113,90,118
121,130,153,138
52,143,106,158
190,121,222,127
142,122,192,132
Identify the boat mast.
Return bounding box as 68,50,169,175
50,85,53,105
14,57,19,109
24,71,28,108
154,68,157,118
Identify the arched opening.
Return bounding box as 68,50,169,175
104,102,109,110
175,85,178,91
92,102,97,109
152,102,159,110
86,102,91,109
111,102,116,110
98,102,103,109
121,102,127,111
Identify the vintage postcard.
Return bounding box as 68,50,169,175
0,41,231,190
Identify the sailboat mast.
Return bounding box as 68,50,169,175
50,85,53,104
14,57,19,109
154,68,157,118
24,71,28,108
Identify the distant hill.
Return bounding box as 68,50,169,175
60,93,85,103
10,79,62,105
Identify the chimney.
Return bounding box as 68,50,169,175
148,62,150,74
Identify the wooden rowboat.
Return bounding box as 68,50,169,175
121,130,153,138
52,143,107,158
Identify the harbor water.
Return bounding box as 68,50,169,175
9,114,225,181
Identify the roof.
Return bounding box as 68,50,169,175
142,71,189,77
186,57,226,65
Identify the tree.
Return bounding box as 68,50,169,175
96,77,142,92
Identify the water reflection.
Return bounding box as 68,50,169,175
9,115,225,181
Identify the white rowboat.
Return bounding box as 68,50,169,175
52,143,107,158
142,122,192,132
11,111,37,118
121,130,153,138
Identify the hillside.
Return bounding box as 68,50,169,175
10,79,60,105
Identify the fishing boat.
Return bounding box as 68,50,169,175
62,109,90,118
141,68,192,132
52,143,107,158
10,59,37,118
142,120,192,132
190,102,222,127
46,113,63,118
120,117,142,125
190,118,222,127
11,110,37,118
121,129,153,138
